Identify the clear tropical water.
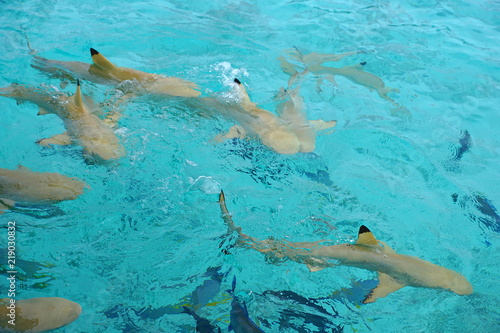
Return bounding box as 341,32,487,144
0,0,499,332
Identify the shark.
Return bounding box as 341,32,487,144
31,48,201,98
218,191,473,303
284,48,401,107
214,76,336,155
227,78,302,155
0,166,86,214
0,80,125,163
0,297,82,332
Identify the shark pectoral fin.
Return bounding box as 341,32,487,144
37,107,50,115
90,48,118,71
307,264,326,272
37,132,72,146
59,81,69,89
309,119,337,133
306,257,329,272
213,125,247,143
363,273,405,304
277,55,299,76
0,198,16,211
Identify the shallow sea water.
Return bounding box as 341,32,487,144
0,0,499,332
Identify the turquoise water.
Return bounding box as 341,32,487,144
1,0,499,332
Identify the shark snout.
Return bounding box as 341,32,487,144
450,274,473,295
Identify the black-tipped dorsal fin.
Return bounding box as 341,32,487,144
73,79,84,108
90,48,117,71
356,225,379,246
232,78,253,106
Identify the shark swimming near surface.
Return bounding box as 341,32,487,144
0,80,125,163
0,297,81,332
218,191,473,303
31,48,201,98
283,48,408,116
0,166,86,214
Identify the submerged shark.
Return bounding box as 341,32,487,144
0,80,124,163
32,48,201,98
0,297,81,332
215,76,336,154
218,191,473,303
285,48,401,107
0,166,86,214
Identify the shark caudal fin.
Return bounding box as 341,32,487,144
90,48,118,71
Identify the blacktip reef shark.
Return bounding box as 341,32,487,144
0,80,125,163
218,191,473,303
0,166,86,214
214,77,336,155
0,297,81,332
31,48,201,98
284,48,403,108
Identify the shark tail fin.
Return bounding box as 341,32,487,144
90,48,118,71
356,225,379,246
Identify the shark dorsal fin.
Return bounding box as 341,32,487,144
233,78,254,107
363,272,405,304
90,48,118,71
356,225,379,246
73,79,85,108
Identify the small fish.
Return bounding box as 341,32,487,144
451,130,472,161
183,306,221,333
452,193,500,233
228,276,266,333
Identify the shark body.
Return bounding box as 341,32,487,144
32,48,200,98
0,166,86,214
0,297,81,332
0,81,124,163
218,191,473,303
